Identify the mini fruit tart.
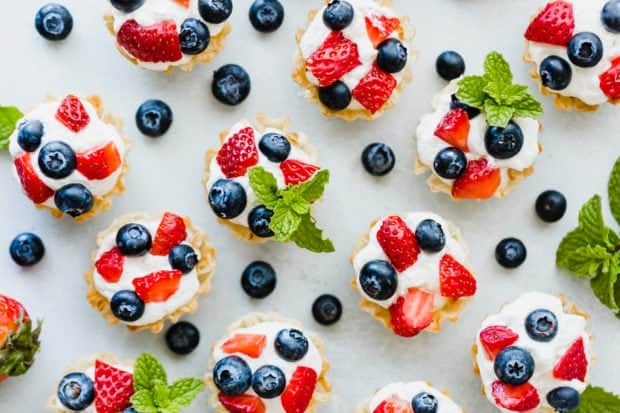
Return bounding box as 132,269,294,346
203,114,334,253
4,95,129,221
415,52,543,200
473,292,592,413
293,0,414,120
524,0,620,111
205,313,331,413
356,381,464,413
351,212,477,338
104,0,232,72
84,211,216,333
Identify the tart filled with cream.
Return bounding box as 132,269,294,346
358,382,463,413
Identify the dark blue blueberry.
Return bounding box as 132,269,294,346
361,143,395,176
411,392,438,413
526,309,558,342
540,56,572,91
436,51,465,81
249,0,285,33
252,365,286,398
318,81,352,111
110,290,145,322
248,205,274,238
433,147,467,179
179,18,210,55
547,387,581,412
213,356,252,396
17,120,44,152
123,408,138,413
377,39,408,73
208,179,247,219
485,121,524,160
135,100,173,138
199,0,233,24
603,0,620,33
57,372,95,410
536,190,567,223
241,261,277,299
359,260,398,300
275,329,309,362
9,232,45,267
415,219,445,252
323,0,354,30
110,0,144,12
568,32,603,68
494,346,535,385
38,141,76,179
166,321,200,355
168,244,198,274
212,64,251,106
116,223,152,256
259,133,291,163
54,184,94,217
312,294,342,325
35,3,73,41
450,94,480,119
495,238,527,269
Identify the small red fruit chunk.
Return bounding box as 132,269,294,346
600,57,620,100
280,159,320,185
351,64,397,114
217,126,259,178
389,288,434,338
13,154,54,204
117,19,183,63
491,381,540,412
434,108,470,152
76,142,122,180
451,158,501,200
281,366,318,413
172,0,190,7
132,270,183,303
56,95,90,133
372,396,413,413
222,334,267,358
553,337,588,382
218,393,266,413
524,1,574,46
95,247,124,283
479,325,519,360
94,360,134,413
365,15,401,47
151,212,187,256
439,254,477,298
305,31,361,87
377,215,420,273
0,295,29,347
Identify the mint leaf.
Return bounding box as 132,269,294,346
590,254,620,312
484,100,514,127
131,389,159,413
270,204,302,242
166,378,204,412
0,106,23,150
248,167,279,209
484,83,528,105
575,385,620,413
280,190,310,215
578,195,614,248
456,75,487,109
152,380,171,409
483,51,513,85
134,353,167,392
286,169,330,203
608,158,620,227
291,214,335,253
568,245,615,278
511,93,544,119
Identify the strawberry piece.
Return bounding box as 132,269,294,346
0,295,29,347
439,254,477,298
524,1,574,46
365,15,401,47
117,19,182,63
150,212,187,256
305,31,361,87
280,159,320,185
281,366,318,413
76,142,122,180
376,215,420,272
94,360,134,413
352,64,397,114
434,108,470,152
553,337,588,382
600,57,620,100
172,0,190,7
491,381,540,412
389,288,434,338
55,95,90,133
451,158,501,200
217,126,259,178
95,247,124,283
372,396,413,413
479,326,519,360
13,154,54,204
132,270,183,303
222,334,267,358
218,393,266,413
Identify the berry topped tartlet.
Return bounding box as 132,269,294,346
203,114,334,253
351,212,477,338
473,292,591,413
6,95,129,221
84,211,216,333
104,0,232,72
416,52,543,200
205,313,331,413
356,381,464,413
524,0,620,111
293,0,414,120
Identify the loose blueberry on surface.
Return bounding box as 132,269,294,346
208,179,247,219
484,121,524,160
450,94,480,119
377,39,408,73
116,223,152,256
135,100,173,138
433,147,467,179
166,321,200,355
198,0,233,24
259,133,291,163
361,143,395,177
359,260,398,300
57,372,95,410
35,3,73,41
212,64,251,106
251,365,286,399
547,387,581,412
17,120,44,152
241,261,277,299
312,294,342,325
179,18,210,55
495,238,527,269
275,329,309,362
248,205,274,238
249,0,285,33
603,0,620,33
323,0,354,31
213,356,253,396
525,309,558,342
318,81,352,111
415,219,445,252
38,141,76,179
568,32,603,68
168,244,198,274
54,184,94,217
494,346,535,385
539,56,572,91
411,392,438,413
110,290,145,322
436,51,465,81
9,232,45,267
110,0,144,13
535,190,567,223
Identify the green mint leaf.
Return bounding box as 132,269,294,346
483,51,513,85
456,75,487,109
270,204,302,242
0,106,23,150
280,190,310,215
575,385,620,413
166,378,205,412
484,83,528,105
608,158,620,227
152,380,171,409
568,245,614,278
134,353,168,392
248,167,279,209
578,195,615,247
511,93,544,119
292,169,330,203
484,100,514,127
290,214,335,253
590,254,620,312
130,389,159,413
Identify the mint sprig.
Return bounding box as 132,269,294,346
248,167,335,253
456,52,543,127
575,385,620,413
0,106,23,150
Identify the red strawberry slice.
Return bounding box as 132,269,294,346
389,288,434,338
305,31,361,87
439,254,477,298
76,142,122,180
132,270,183,303
0,295,29,348
479,326,519,360
13,154,54,204
280,159,320,185
372,396,413,413
281,366,318,413
222,334,267,358
553,337,588,382
56,95,90,133
376,215,420,273
172,0,190,7
352,64,397,114
94,360,134,413
524,1,574,46
365,15,401,47
492,381,540,412
95,247,124,283
451,158,501,200
434,108,470,152
216,126,259,178
117,19,183,63
218,393,266,413
151,212,187,256
600,57,620,100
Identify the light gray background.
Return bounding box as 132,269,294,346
0,0,619,411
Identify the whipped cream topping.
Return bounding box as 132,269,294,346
475,292,591,413
368,382,463,413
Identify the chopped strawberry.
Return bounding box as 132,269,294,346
351,64,397,114
151,212,187,256
451,158,501,200
372,396,413,413
524,1,574,46
434,108,470,152
117,19,182,63
365,15,401,47
439,254,477,298
281,366,318,413
76,142,122,180
94,360,134,413
132,270,182,303
172,0,190,7
280,159,320,185
95,247,124,283
492,381,540,412
218,393,266,413
55,95,90,133
389,288,434,338
13,154,54,204
600,57,620,100
222,334,267,358
305,31,361,87
0,295,29,348
376,215,420,272
553,337,588,382
216,126,259,178
479,326,519,360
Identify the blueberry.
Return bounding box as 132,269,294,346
275,329,309,362
377,39,408,73
241,261,277,299
318,81,352,111
312,294,342,325
485,121,524,160
123,408,138,413
568,32,603,68
361,143,395,176
433,147,467,179
494,346,535,385
259,133,291,162
57,372,95,410
525,309,558,342
603,0,620,33
17,120,44,152
168,244,198,274
38,141,76,179
248,205,274,238
166,321,200,355
110,290,145,322
411,392,438,413
9,232,45,267
495,238,527,269
212,64,251,106
535,190,567,223
199,0,233,24
252,365,286,398
54,184,94,217
35,3,73,41
359,260,398,300
116,223,152,256
110,0,144,12
436,51,465,81
323,0,354,30
135,100,173,138
249,0,284,33
208,179,247,219
540,56,572,91
415,219,445,252
547,387,581,412
213,356,252,396
179,18,210,55
450,94,480,119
